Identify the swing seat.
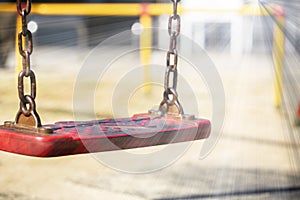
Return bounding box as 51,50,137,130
0,114,210,157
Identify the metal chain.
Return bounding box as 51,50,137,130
3,0,52,133
159,0,184,116
16,0,41,123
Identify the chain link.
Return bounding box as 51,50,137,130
18,70,37,103
159,0,184,116
168,15,180,37
17,0,31,15
16,0,40,122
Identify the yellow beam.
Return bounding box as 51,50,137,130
15,15,22,74
33,3,142,16
273,14,285,108
147,3,177,15
0,3,273,16
239,4,269,16
140,14,152,94
0,3,15,13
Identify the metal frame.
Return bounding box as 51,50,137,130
0,2,285,107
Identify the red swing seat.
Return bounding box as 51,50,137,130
0,113,210,157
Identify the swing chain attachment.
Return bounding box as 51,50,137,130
3,0,53,134
159,0,185,117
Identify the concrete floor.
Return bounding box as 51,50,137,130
0,47,299,199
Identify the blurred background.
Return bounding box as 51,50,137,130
0,0,300,199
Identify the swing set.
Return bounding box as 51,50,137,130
0,0,211,157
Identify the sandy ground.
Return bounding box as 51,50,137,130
0,47,299,199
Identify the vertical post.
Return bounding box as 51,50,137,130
15,15,22,74
140,4,152,94
272,5,285,108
